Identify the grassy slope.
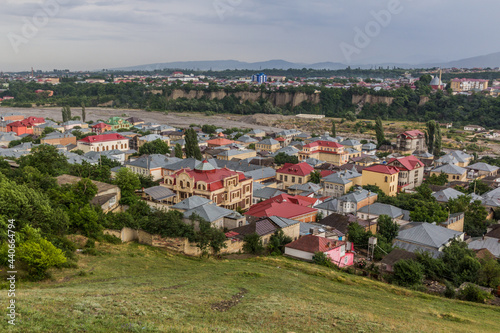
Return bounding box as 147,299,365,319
2,242,500,333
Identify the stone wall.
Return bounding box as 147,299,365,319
103,228,243,256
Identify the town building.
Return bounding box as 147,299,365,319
92,122,112,134
387,155,424,190
40,132,77,146
450,78,489,92
162,160,253,211
321,168,362,197
276,162,314,189
396,130,426,153
106,117,132,130
76,133,130,153
255,138,281,152
284,234,354,267
430,164,467,182
298,140,349,166
361,164,399,196
245,193,318,223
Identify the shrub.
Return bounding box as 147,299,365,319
312,252,333,268
392,259,424,287
243,233,264,255
444,281,456,299
458,284,492,303
18,239,67,280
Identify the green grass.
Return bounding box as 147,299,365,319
2,242,500,332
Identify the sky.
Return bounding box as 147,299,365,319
1,0,499,71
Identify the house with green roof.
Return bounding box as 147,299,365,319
106,117,132,130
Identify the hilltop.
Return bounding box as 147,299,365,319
3,242,500,333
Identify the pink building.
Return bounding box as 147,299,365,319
284,234,354,267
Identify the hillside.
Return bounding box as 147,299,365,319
3,242,500,333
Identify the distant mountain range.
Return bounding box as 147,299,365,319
113,52,500,71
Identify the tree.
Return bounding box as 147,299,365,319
138,139,171,155
425,120,436,155
174,143,183,159
392,259,424,287
424,173,448,186
184,128,202,160
267,230,292,255
377,215,399,243
458,284,492,303
331,120,336,137
434,124,442,156
61,106,71,122
243,233,264,254
347,222,372,246
447,195,489,237
19,145,69,176
193,219,227,256
477,258,500,289
274,152,298,165
114,168,141,199
81,103,86,123
441,240,481,286
309,170,322,184
312,251,333,268
375,117,385,148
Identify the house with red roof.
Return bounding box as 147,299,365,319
206,138,235,148
387,155,424,190
396,130,425,153
276,162,315,189
284,234,354,267
362,164,399,196
76,133,130,153
298,140,349,166
6,117,44,135
162,160,253,211
92,122,112,134
245,193,318,223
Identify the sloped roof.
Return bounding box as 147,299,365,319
206,138,235,146
396,222,463,249
431,163,466,175
466,162,499,172
468,238,500,258
267,216,301,228
184,203,236,223
253,187,286,200
363,164,399,175
303,140,343,149
79,133,127,143
144,186,175,201
245,199,317,220
285,234,344,253
277,162,314,176
315,198,338,211
172,195,211,210
339,189,377,204
388,155,423,171
231,220,277,238
380,249,417,267
358,203,404,219
257,138,279,146
432,188,470,202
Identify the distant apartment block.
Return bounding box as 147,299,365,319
450,78,489,92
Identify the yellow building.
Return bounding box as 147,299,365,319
298,140,349,166
255,138,281,152
430,164,467,182
276,162,315,189
362,164,399,196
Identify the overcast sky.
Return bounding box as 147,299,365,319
1,0,499,71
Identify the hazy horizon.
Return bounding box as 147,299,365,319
1,0,499,72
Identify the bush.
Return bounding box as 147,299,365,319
18,238,67,280
444,281,456,299
312,252,333,268
243,233,264,255
458,284,492,303
392,259,424,287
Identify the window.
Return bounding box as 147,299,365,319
280,175,283,181
298,178,302,183
292,176,296,183
385,176,388,182
284,176,288,182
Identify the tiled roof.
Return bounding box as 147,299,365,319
170,165,247,191
79,133,127,143
277,162,314,176
388,155,423,171
431,163,466,175
303,140,343,148
363,164,399,175
285,234,344,253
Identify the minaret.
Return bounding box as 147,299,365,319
439,69,442,89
